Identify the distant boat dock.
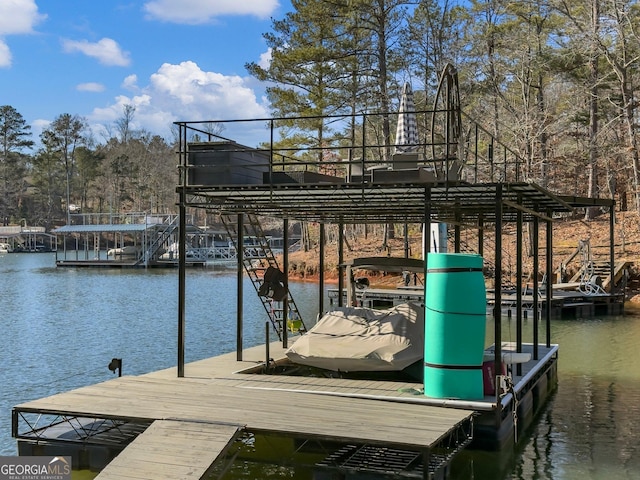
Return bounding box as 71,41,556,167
328,255,626,319
53,212,209,267
0,224,56,252
328,283,625,319
52,212,290,269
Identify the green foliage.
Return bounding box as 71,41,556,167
1,106,177,226
246,0,640,206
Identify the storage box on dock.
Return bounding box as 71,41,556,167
187,141,269,185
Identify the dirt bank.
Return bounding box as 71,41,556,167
285,211,640,297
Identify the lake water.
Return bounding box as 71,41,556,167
2,253,640,479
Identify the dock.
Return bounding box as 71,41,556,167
52,212,290,269
14,343,480,479
13,339,558,477
11,66,620,478
489,285,625,318
328,283,624,319
0,224,57,252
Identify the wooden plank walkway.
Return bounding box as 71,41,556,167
94,420,241,480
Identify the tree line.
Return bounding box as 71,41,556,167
0,105,177,229
2,0,639,230
249,0,640,215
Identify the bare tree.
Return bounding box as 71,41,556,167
115,104,137,143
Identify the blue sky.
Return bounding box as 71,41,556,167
0,0,290,143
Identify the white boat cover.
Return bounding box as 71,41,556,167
286,302,424,372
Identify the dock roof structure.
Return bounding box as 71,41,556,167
173,65,616,375
182,180,613,224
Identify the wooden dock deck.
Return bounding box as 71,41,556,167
489,287,625,318
13,343,479,479
94,420,242,480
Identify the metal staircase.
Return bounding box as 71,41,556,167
221,213,307,340
136,215,179,266
563,239,631,293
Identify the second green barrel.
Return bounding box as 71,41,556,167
424,253,486,399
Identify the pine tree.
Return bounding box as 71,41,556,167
0,105,33,223
246,0,353,164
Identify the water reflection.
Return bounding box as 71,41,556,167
504,374,640,480
0,254,322,457
450,314,640,480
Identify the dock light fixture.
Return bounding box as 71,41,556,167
108,358,122,377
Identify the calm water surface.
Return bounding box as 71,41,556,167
2,253,640,479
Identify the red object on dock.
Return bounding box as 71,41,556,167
482,360,506,396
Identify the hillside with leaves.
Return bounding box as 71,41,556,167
286,211,640,301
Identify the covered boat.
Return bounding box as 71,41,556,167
286,302,424,372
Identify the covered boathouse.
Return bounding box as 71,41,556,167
12,65,618,479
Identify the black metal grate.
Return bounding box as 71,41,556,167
316,444,425,478
181,181,602,226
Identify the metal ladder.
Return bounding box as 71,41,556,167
136,215,179,266
221,213,307,340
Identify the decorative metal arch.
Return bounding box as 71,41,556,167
431,63,462,180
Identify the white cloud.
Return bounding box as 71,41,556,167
31,118,51,140
0,0,46,35
143,0,279,24
122,74,138,91
62,38,131,67
77,82,105,92
89,61,269,140
0,0,45,68
0,40,11,68
258,48,272,69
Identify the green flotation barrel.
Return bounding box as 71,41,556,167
424,253,487,399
